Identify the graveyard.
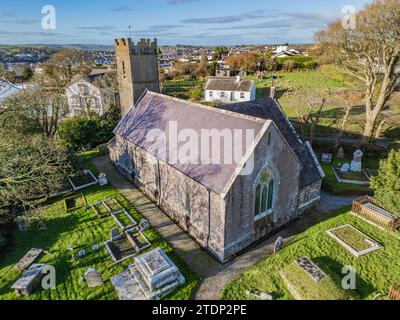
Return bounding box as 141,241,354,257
0,185,198,300
221,206,400,300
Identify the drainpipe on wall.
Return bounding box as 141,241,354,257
206,188,211,250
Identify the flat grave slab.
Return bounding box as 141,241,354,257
15,248,43,271
111,269,146,300
327,224,383,257
11,264,46,296
295,257,327,283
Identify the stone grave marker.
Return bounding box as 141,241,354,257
139,219,150,232
273,236,284,253
15,248,43,271
15,216,29,232
11,264,46,296
295,257,327,283
321,153,333,164
98,173,108,186
350,149,363,172
110,227,120,240
336,147,345,159
84,267,103,288
37,221,47,231
78,250,86,257
92,244,100,251
245,290,273,300
340,163,350,173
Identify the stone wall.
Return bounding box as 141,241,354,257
109,135,227,262
223,124,302,261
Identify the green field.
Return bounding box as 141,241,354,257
0,185,198,300
221,207,400,300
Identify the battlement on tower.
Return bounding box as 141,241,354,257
114,38,158,55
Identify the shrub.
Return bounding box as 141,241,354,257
58,115,117,151
370,149,400,216
0,230,6,251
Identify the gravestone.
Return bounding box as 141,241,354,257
350,149,363,172
84,267,103,288
78,250,86,257
336,147,345,159
273,236,284,253
110,227,120,240
245,290,273,300
98,173,108,186
37,221,47,231
139,219,150,232
92,244,100,251
15,216,29,232
340,163,350,173
15,248,44,271
295,257,327,283
321,153,333,164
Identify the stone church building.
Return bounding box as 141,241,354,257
109,38,323,263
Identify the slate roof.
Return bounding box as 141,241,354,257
219,97,322,188
114,91,267,195
205,77,254,92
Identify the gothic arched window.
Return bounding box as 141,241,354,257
254,168,276,219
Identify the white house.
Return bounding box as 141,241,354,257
0,77,21,107
66,70,117,117
205,76,256,103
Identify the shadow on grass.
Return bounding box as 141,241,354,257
314,255,375,299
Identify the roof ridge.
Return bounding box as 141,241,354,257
145,91,265,124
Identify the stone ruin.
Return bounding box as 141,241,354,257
111,247,185,300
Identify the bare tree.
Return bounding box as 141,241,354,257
334,90,364,150
315,0,400,145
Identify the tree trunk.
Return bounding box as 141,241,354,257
362,118,376,145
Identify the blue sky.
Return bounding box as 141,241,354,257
0,0,371,45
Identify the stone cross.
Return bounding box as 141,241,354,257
273,236,284,253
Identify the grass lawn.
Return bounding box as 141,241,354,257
0,185,199,300
280,261,356,300
221,207,400,300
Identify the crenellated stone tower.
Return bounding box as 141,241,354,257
114,38,160,116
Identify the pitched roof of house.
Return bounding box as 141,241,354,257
205,76,254,92
113,91,270,195
219,97,322,188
